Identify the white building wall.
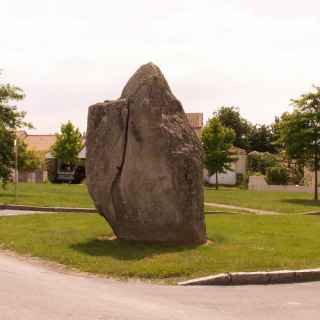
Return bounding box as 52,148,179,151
207,171,237,185
235,154,247,175
204,150,247,186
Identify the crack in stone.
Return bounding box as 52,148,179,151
110,99,131,221
120,99,131,173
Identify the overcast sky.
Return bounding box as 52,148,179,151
1,0,320,133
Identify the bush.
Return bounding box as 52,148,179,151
248,151,279,174
265,166,289,185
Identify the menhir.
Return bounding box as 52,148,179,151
86,63,207,244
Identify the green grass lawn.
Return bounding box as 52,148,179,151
1,183,319,214
1,213,320,283
0,183,94,208
205,187,320,214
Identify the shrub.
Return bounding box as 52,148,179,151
265,166,289,185
248,151,279,174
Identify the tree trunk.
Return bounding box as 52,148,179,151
215,171,219,190
315,154,318,201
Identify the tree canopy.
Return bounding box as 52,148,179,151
51,121,84,168
18,142,42,172
215,106,251,150
279,86,320,200
249,124,278,154
202,117,235,189
0,79,33,186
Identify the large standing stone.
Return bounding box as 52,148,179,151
86,63,207,244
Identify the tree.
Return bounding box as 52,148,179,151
279,86,320,200
0,78,31,186
269,116,282,153
52,121,84,169
215,106,251,150
247,151,279,174
18,141,41,172
202,117,235,189
248,124,278,153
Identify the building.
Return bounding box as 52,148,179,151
17,131,56,152
17,131,57,183
205,147,248,186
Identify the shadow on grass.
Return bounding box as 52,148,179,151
281,199,320,207
71,237,200,261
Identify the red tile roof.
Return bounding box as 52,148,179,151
186,113,203,129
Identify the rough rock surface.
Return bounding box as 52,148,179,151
86,63,207,244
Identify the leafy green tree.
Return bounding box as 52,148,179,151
279,86,320,200
215,106,251,151
270,116,282,151
249,124,278,153
248,151,279,174
0,78,31,186
202,117,235,189
52,121,84,169
18,141,41,172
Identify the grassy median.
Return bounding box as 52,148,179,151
205,187,320,214
0,213,320,283
1,183,319,214
0,183,94,208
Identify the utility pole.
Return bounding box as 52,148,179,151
14,138,18,202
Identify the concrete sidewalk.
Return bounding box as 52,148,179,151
0,209,46,216
205,202,281,215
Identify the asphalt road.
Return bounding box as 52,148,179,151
0,252,320,320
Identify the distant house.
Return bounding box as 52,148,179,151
17,131,57,183
205,146,248,186
17,130,87,183
17,131,56,153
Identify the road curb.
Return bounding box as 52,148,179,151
178,269,320,286
0,204,97,214
304,211,320,215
